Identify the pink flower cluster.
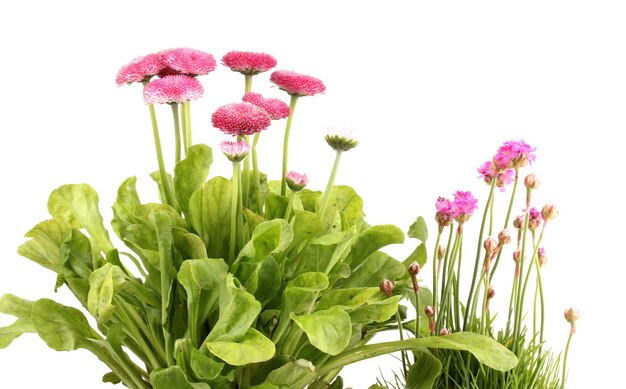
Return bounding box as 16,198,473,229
435,191,479,228
270,70,326,97
242,92,290,120
477,161,515,191
493,140,536,170
222,51,277,75
285,171,309,192
143,75,204,104
211,102,271,136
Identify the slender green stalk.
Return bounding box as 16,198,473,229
182,101,192,153
489,173,520,279
147,103,175,207
245,74,253,92
237,164,246,249
318,150,343,218
229,161,240,264
170,103,182,164
280,95,299,195
395,311,409,378
561,333,574,389
414,288,421,339
180,101,188,155
436,231,461,330
513,202,531,349
251,132,263,215
242,135,251,208
432,229,443,315
285,190,295,220
113,299,162,369
453,234,464,331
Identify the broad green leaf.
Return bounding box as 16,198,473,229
178,258,228,345
298,189,322,212
249,384,280,389
291,306,351,356
328,376,344,389
349,296,401,325
265,359,316,388
404,242,428,268
67,228,95,279
102,372,122,384
408,216,428,242
316,287,380,311
350,225,405,267
150,366,210,389
87,263,128,322
340,251,405,288
123,224,160,268
237,220,293,263
288,210,321,252
188,177,232,259
174,144,213,216
0,319,34,348
406,348,442,389
150,171,176,208
30,298,96,351
155,211,176,347
265,192,288,220
205,274,261,343
17,219,73,275
111,177,142,239
318,185,364,232
206,327,275,365
173,227,208,261
191,347,224,381
254,256,281,305
0,294,34,319
294,229,357,276
47,184,114,253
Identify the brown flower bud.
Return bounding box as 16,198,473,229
437,245,446,260
513,250,522,263
513,214,525,230
538,247,547,267
541,203,558,221
524,173,541,189
439,328,449,336
484,237,499,256
498,229,511,245
408,262,420,276
564,307,580,336
487,285,495,299
424,306,435,317
380,279,394,297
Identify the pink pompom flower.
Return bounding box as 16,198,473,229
211,102,271,136
477,161,515,191
453,191,478,223
143,75,204,105
161,48,217,76
285,171,309,192
435,197,457,228
116,53,164,86
222,51,277,75
220,140,251,162
493,140,537,171
242,92,290,120
270,70,326,97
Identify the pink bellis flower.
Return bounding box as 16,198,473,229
220,140,251,162
116,52,164,86
242,92,290,120
285,171,309,192
211,102,271,137
270,70,326,97
161,48,217,76
453,191,478,224
493,140,537,171
477,161,515,191
143,75,204,105
222,51,277,75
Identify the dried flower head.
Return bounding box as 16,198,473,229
270,70,326,97
453,191,478,223
285,171,309,192
211,102,271,136
538,247,548,266
437,244,446,260
222,51,277,75
513,214,525,230
527,207,542,231
161,48,216,76
325,127,358,151
541,203,559,221
220,140,251,162
143,75,204,105
493,140,537,170
242,92,290,120
380,279,394,297
116,53,164,86
524,173,541,189
498,229,511,245
484,237,499,256
477,161,515,191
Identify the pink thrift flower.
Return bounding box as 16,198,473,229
161,48,217,76
527,207,542,231
222,51,277,75
453,191,478,223
220,140,251,162
285,171,309,192
143,75,204,105
270,70,326,97
116,53,164,86
493,140,537,170
435,197,457,228
477,161,515,191
242,92,290,120
211,102,271,136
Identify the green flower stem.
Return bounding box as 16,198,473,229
414,288,421,339
147,103,175,207
180,101,188,155
251,132,263,215
490,172,520,280
92,341,149,389
113,298,163,370
436,231,461,330
395,311,409,378
561,332,574,389
245,74,253,92
505,268,519,337
182,101,192,153
432,229,443,315
242,135,251,209
237,165,246,249
438,226,455,319
280,95,299,196
118,297,168,364
513,199,532,349
285,190,295,221
464,179,497,330
170,103,182,164
229,161,240,264
454,235,464,331
318,150,343,218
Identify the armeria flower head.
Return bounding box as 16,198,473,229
222,51,277,75
211,102,271,136
493,140,537,171
538,247,548,266
527,207,542,231
270,70,326,97
325,126,358,151
564,307,580,335
285,171,309,192
161,48,217,76
143,75,204,105
242,92,290,120
453,191,478,223
435,197,457,228
541,203,559,221
477,161,514,191
116,52,164,86
220,140,251,162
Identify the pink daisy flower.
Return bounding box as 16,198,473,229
211,102,271,136
116,53,164,86
285,171,309,192
270,70,326,97
161,48,217,76
493,140,537,170
435,196,457,228
220,140,251,162
222,51,277,75
242,92,290,120
143,75,204,105
453,191,478,223
477,161,515,191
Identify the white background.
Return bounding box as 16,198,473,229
1,1,624,388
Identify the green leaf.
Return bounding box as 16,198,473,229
341,251,405,288
111,177,142,239
298,189,322,212
404,242,428,268
188,177,232,259
150,366,210,389
249,384,280,389
102,372,122,384
254,256,281,305
349,296,401,325
294,229,357,276
206,327,275,365
150,171,176,208
316,287,380,311
47,184,114,253
406,348,442,389
237,220,292,263
30,298,96,351
155,211,176,351
318,185,364,232
288,211,321,252
17,219,73,275
0,318,35,348
408,216,428,242
173,228,208,261
191,347,224,381
0,294,34,319
87,263,128,323
265,192,289,220
350,225,405,267
291,306,351,356
265,359,316,388
174,144,213,217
